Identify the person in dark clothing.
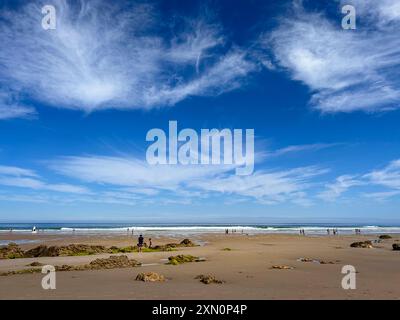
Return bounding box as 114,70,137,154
138,234,144,252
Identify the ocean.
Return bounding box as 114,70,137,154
1,222,400,237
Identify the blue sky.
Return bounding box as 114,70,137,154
0,0,400,223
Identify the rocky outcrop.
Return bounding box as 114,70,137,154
180,239,195,247
135,272,165,282
0,239,199,260
195,274,224,284
393,244,400,251
87,255,140,269
152,239,197,251
56,255,140,272
379,235,392,240
271,265,294,270
0,243,25,259
350,241,373,248
24,244,109,258
26,261,44,267
167,254,201,265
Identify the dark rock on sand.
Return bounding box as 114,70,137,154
87,255,141,269
180,239,195,247
0,243,25,259
195,274,224,284
379,235,392,240
27,261,44,267
271,265,294,270
350,241,373,248
55,255,140,272
24,244,109,258
393,244,400,251
135,272,165,282
167,254,201,265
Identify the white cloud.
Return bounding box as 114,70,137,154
0,92,36,120
266,1,400,113
267,143,341,157
319,159,400,201
0,0,255,118
188,166,326,205
363,159,400,189
318,175,363,201
49,155,326,205
0,164,89,194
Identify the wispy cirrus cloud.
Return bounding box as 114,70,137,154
318,175,363,201
265,0,400,113
0,91,36,120
0,164,89,194
0,0,256,118
319,159,400,201
266,143,341,157
49,155,326,205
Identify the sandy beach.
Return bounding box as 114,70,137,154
0,232,399,300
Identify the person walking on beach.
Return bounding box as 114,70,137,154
138,234,144,252
327,229,330,235
149,238,152,248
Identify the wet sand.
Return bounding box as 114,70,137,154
0,233,399,299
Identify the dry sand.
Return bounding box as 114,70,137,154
0,233,399,299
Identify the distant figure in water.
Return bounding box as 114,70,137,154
149,238,152,248
327,229,330,235
138,234,144,252
32,226,37,234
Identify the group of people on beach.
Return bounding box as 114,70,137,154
225,229,245,235
299,229,306,236
136,234,152,252
355,228,362,234
327,228,339,235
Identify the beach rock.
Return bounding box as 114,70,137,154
271,265,294,270
350,241,373,248
55,264,76,272
180,239,195,247
379,235,392,240
87,255,140,269
167,254,200,265
24,244,109,258
195,274,224,284
298,258,314,262
393,244,400,251
0,243,25,259
27,261,44,267
319,260,337,264
135,272,165,282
